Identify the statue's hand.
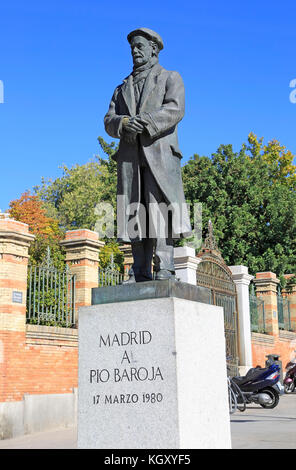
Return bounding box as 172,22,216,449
135,115,149,127
122,116,145,134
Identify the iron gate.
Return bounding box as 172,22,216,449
196,221,239,376
26,248,76,327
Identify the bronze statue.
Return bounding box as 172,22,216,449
104,28,191,282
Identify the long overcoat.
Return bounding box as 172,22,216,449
104,63,192,242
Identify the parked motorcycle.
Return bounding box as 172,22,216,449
231,363,282,409
284,359,296,394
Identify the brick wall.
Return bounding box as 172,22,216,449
0,221,80,404
252,331,296,368
1,326,78,402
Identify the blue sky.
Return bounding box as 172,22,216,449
0,0,295,211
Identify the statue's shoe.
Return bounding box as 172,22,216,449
122,274,152,284
155,269,175,281
122,275,136,284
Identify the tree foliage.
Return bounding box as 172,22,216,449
99,240,124,272
182,137,296,276
9,191,65,268
33,137,120,269
247,132,296,189
34,138,118,231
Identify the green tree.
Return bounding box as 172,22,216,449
35,137,118,231
9,191,65,268
35,137,121,269
99,240,124,272
247,132,296,189
182,141,296,277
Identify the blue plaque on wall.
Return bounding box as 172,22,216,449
12,291,23,303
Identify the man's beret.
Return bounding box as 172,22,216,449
127,28,164,51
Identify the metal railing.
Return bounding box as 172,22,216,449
26,248,76,328
250,284,266,333
98,254,123,287
277,289,292,331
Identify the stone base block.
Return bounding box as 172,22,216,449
78,293,231,449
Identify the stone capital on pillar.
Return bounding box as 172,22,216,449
282,274,296,296
60,230,105,311
253,271,280,294
229,265,254,374
229,265,254,286
60,229,104,262
253,272,280,336
0,218,35,257
174,246,202,285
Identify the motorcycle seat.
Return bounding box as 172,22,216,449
232,367,269,385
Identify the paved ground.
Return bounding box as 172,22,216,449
230,393,296,449
0,425,77,449
0,394,295,449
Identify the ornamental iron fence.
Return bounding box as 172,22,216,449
277,288,292,331
249,284,266,333
98,253,124,287
26,248,76,328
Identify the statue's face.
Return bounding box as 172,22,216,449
130,35,154,67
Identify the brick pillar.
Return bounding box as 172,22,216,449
0,218,35,401
120,244,133,279
282,274,296,332
60,230,104,312
253,272,280,336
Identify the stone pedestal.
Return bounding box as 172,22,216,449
78,281,231,449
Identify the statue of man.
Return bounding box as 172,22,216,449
104,28,191,282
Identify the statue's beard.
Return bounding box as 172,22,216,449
133,56,149,67
133,55,158,72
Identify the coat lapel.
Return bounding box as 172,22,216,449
139,63,163,111
121,75,136,116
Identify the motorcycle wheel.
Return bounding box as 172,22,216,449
259,388,279,409
284,382,295,394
